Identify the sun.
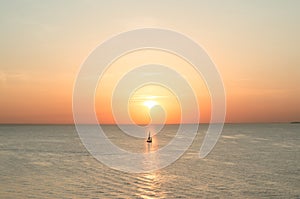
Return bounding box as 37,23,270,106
143,100,157,109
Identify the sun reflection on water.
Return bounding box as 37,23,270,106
136,171,166,199
132,127,169,198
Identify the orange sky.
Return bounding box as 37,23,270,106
94,49,210,124
0,1,299,124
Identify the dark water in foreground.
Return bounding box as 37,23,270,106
0,124,299,198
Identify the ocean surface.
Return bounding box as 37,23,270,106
0,124,299,198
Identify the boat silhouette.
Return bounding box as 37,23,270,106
146,132,152,143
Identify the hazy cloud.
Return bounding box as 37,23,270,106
0,71,7,86
130,95,170,102
0,71,29,86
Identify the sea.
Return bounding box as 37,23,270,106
0,123,299,198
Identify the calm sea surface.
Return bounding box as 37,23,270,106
0,124,299,198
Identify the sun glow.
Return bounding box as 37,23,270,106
143,100,157,109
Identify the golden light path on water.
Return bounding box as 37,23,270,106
139,132,164,199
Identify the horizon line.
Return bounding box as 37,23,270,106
0,121,297,125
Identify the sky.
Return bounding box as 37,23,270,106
0,0,299,124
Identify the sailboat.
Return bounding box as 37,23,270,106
146,132,152,143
